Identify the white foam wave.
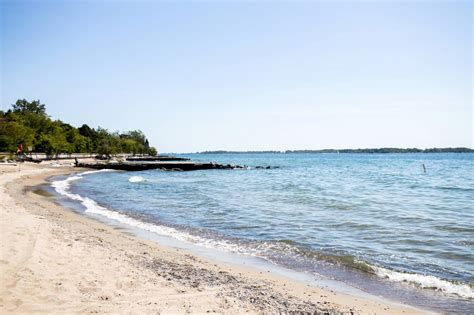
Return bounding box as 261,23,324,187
76,197,246,254
374,266,474,299
51,169,115,201
128,176,144,183
51,171,250,255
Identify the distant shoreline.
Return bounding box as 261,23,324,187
194,147,474,154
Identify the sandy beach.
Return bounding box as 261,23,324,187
0,162,425,314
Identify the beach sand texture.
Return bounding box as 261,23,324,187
0,163,423,314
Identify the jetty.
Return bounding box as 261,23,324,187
126,155,190,162
8,153,275,172
76,161,247,171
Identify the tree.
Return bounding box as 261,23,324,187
126,130,149,149
148,147,157,156
95,128,122,156
12,99,47,116
34,124,69,155
0,121,35,152
120,139,140,154
66,128,88,152
78,124,96,138
1,99,157,155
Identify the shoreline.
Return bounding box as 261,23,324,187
1,162,425,314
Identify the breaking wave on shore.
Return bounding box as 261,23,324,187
373,267,473,299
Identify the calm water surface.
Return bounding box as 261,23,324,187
53,153,474,313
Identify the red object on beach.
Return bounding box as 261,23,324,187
17,143,23,154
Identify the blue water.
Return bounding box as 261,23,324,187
53,153,474,313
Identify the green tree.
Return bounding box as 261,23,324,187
34,123,69,155
1,99,157,155
148,147,157,156
78,124,96,138
121,139,141,154
0,121,35,152
12,99,47,116
125,130,149,153
65,128,88,152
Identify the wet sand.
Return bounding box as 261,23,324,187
0,162,425,314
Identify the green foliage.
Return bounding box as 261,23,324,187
148,147,157,156
0,121,35,152
0,99,156,155
12,99,47,116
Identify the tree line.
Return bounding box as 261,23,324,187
0,99,157,156
199,148,474,154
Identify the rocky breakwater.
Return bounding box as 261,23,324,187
126,155,191,162
75,160,275,172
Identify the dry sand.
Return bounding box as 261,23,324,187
0,162,426,314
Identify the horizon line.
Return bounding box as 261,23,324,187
162,147,474,155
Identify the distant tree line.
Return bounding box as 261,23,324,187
0,99,158,156
286,148,474,153
199,147,474,154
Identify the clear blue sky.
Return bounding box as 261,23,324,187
1,1,472,152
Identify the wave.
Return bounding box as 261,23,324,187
52,172,248,254
51,171,474,300
374,266,474,299
52,169,115,201
129,176,145,183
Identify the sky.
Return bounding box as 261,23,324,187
1,1,472,153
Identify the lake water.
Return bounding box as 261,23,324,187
51,153,474,313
